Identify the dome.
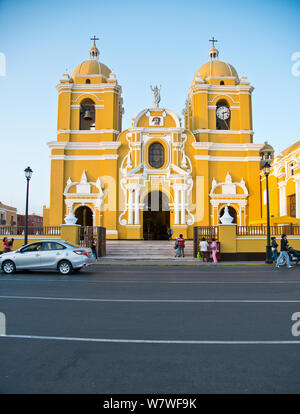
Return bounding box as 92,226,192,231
72,60,111,78
195,60,239,81
260,141,274,152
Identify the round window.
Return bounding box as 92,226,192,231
148,142,165,169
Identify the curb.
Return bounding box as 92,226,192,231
94,261,272,267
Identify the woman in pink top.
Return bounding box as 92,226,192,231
211,238,218,264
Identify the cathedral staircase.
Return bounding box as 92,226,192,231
103,240,194,262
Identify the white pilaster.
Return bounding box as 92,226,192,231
134,187,140,225
174,187,180,225
128,189,134,225
294,175,300,218
181,188,186,225
279,182,287,216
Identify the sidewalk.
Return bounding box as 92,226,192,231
96,258,270,266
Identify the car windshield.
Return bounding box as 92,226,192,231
21,243,42,253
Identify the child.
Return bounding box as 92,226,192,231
177,234,185,257
210,238,218,264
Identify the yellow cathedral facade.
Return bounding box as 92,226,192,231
44,38,279,240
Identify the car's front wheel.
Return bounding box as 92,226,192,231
2,260,16,274
58,260,73,275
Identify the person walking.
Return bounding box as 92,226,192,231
276,234,292,268
177,234,185,257
211,238,218,264
2,237,11,253
167,227,174,240
174,238,180,257
199,237,209,262
91,239,98,260
271,237,278,262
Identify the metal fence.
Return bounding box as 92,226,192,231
193,226,219,258
79,226,106,257
237,225,300,236
0,226,61,236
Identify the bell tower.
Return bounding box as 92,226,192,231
56,36,123,142
184,39,254,144
45,38,123,227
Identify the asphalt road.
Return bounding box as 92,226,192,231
0,264,300,394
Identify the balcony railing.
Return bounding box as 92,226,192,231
237,225,300,236
0,226,61,236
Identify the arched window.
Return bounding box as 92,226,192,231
80,99,95,130
86,79,91,84
220,81,224,85
216,99,230,130
148,142,165,169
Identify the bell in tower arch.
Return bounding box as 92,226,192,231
83,109,93,121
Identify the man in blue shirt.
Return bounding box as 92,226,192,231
276,234,292,268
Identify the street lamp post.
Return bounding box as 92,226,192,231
264,162,273,264
24,166,33,245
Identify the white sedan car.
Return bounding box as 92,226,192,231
0,240,96,275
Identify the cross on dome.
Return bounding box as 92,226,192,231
90,35,99,45
89,35,100,60
209,36,219,60
209,37,218,47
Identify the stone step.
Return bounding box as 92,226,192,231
106,246,194,251
105,240,194,259
104,251,193,256
106,248,193,253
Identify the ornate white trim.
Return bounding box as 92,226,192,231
192,142,263,151
194,155,261,162
106,230,118,235
50,155,119,161
133,108,181,128
57,129,120,134
192,129,254,135
210,173,248,196
47,141,121,150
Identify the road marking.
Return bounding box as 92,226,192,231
1,295,300,303
0,269,283,276
1,278,300,285
1,334,300,345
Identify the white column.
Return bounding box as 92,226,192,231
128,189,134,225
181,188,186,225
279,182,287,216
134,187,140,225
295,178,300,218
174,187,180,225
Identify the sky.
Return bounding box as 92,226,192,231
0,0,299,214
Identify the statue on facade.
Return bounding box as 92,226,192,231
150,84,161,108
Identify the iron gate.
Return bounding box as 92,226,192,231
79,226,106,257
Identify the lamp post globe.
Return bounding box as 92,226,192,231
24,166,33,180
24,166,33,246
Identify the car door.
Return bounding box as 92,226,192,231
14,242,43,269
39,242,66,269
